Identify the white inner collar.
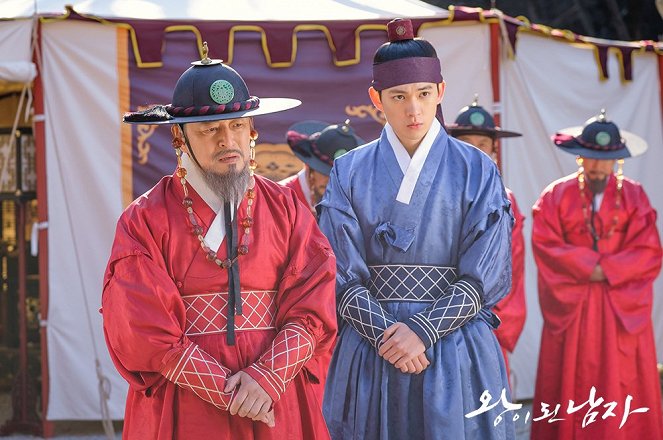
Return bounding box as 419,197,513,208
297,168,313,209
181,153,223,213
180,153,234,251
385,119,441,205
594,192,604,211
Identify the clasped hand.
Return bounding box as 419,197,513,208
225,371,275,427
589,264,606,282
378,322,429,374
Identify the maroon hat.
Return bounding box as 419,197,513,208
387,18,414,41
371,18,443,92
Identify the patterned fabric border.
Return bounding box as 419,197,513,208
182,290,277,336
163,344,235,410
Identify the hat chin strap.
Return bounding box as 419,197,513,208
179,123,205,171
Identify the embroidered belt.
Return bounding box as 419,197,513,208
367,265,457,302
182,290,277,336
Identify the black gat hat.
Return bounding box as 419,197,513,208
286,120,365,176
123,42,300,125
552,109,647,159
447,95,521,139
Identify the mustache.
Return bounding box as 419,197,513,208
212,149,244,160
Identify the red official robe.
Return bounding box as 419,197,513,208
102,172,337,440
531,173,663,440
280,172,315,215
493,189,527,371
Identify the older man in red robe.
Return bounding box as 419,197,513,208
531,110,663,440
102,45,337,440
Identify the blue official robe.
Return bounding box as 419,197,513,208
319,121,515,440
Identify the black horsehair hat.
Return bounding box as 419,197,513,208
286,120,365,176
552,109,647,160
447,95,521,139
123,42,300,125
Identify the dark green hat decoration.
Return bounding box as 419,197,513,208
447,94,521,139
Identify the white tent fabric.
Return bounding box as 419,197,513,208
501,31,663,400
0,18,36,83
423,23,493,120
3,0,447,20
42,20,127,419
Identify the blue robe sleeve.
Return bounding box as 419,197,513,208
407,163,513,349
319,166,397,349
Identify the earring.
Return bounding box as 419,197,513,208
174,147,189,195
249,130,258,149
576,157,585,191
616,159,624,191
249,131,258,178
249,130,258,180
173,135,186,165
175,147,183,168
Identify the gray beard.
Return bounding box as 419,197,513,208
587,176,608,194
200,163,250,204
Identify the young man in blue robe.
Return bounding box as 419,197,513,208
319,18,516,440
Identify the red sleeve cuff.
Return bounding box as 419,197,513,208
162,343,235,410
242,323,316,402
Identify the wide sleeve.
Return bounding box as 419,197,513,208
601,185,662,334
406,164,514,349
493,192,527,353
531,188,601,284
600,185,662,287
102,218,235,410
317,165,398,349
530,185,605,333
243,193,337,403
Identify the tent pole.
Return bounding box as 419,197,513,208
32,18,55,439
489,16,502,173
659,54,663,121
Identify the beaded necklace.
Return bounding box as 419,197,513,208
175,140,258,268
576,159,623,245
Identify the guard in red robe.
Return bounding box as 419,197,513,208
531,110,663,439
448,97,527,372
497,189,526,359
102,45,337,439
281,120,364,215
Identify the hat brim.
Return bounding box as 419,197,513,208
287,121,329,139
554,126,648,159
286,121,329,156
296,153,333,175
124,98,301,125
293,133,365,176
286,120,330,172
447,125,522,139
